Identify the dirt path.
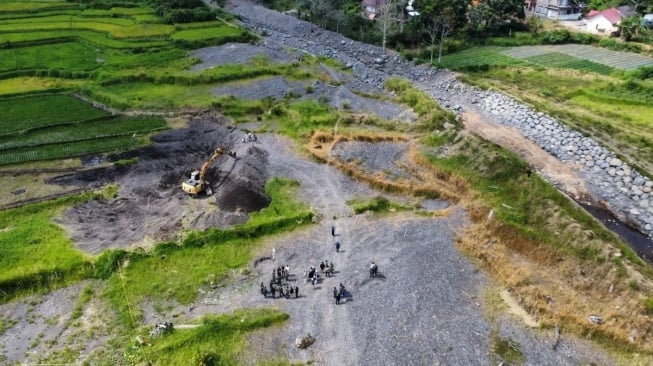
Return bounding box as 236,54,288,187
462,111,591,201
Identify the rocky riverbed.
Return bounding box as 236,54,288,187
224,0,653,243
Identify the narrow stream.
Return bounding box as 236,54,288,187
579,202,653,263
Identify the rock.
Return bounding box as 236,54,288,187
631,177,644,186
630,329,638,343
296,333,315,349
609,158,622,167
589,315,603,324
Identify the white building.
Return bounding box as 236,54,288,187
585,7,626,35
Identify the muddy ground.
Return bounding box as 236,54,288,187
50,115,271,254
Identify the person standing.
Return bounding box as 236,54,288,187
295,286,299,298
335,292,341,305
331,225,335,237
335,241,340,253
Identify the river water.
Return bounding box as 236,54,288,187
580,202,653,263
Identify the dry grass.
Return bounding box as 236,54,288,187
459,200,653,357
306,131,466,201
307,128,653,358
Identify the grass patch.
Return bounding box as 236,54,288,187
170,24,246,42
0,30,169,49
385,77,457,131
0,77,83,96
347,196,409,214
104,177,312,326
0,1,76,12
272,99,338,140
492,336,525,365
0,188,117,303
0,116,167,150
70,284,94,320
422,135,635,263
0,134,146,165
128,308,289,365
0,18,174,39
0,41,99,73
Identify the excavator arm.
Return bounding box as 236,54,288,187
182,147,236,196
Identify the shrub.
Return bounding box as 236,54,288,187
92,249,129,279
570,32,596,44
540,29,571,44
645,296,653,314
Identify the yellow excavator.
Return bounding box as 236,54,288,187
181,147,236,196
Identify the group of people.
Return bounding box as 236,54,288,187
259,225,382,307
261,281,298,299
261,264,297,299
242,132,257,143
333,283,349,305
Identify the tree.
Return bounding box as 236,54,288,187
630,0,653,13
468,0,524,32
424,7,455,64
375,0,402,54
620,15,644,41
417,0,469,63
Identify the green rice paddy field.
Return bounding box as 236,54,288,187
0,0,259,165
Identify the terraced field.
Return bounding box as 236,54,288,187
0,94,167,165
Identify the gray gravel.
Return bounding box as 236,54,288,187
333,140,410,179
190,42,296,70
222,0,653,243
212,76,308,100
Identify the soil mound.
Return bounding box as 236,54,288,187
52,114,271,253
215,145,270,212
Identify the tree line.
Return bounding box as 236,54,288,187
261,0,653,61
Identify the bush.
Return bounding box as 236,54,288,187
625,65,653,80
92,249,129,279
570,32,596,44
540,29,571,44
645,296,653,314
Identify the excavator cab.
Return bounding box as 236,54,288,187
181,147,235,197
188,170,200,183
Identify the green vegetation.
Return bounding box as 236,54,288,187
0,42,99,74
423,134,642,265
348,196,409,214
385,77,457,130
70,284,94,320
104,177,312,326
439,47,616,75
438,47,528,71
524,53,615,75
0,189,118,303
128,309,289,365
0,94,108,132
447,48,653,174
0,94,166,165
492,336,525,365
